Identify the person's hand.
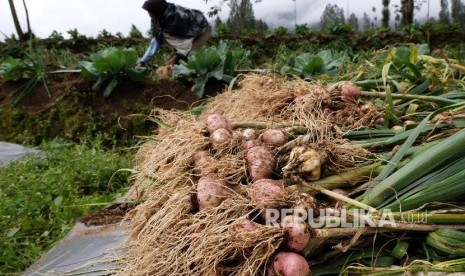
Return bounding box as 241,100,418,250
166,55,177,67
135,62,145,69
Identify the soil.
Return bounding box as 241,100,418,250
0,75,198,115
0,73,227,146
79,203,135,226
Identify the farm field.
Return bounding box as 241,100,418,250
2,22,465,275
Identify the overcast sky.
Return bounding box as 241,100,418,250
0,0,441,40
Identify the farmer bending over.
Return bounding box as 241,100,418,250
137,0,211,68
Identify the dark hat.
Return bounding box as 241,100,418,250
142,0,168,18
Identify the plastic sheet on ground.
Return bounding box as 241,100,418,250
0,141,40,166
22,222,127,276
0,140,130,276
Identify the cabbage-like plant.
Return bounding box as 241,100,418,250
280,50,343,79
173,40,250,97
79,47,148,97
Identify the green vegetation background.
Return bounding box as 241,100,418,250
0,139,132,274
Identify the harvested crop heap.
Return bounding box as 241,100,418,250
118,74,465,275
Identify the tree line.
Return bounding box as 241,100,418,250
213,0,465,35
320,0,465,32
6,0,465,41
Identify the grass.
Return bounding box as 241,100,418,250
0,139,133,275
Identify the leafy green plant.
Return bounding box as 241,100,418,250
420,21,434,31
273,26,288,36
67,28,84,40
433,22,460,32
215,23,227,36
0,34,24,59
325,22,352,35
173,40,250,97
129,24,143,39
374,43,430,86
47,48,79,69
0,46,50,106
0,57,33,81
79,47,148,97
48,30,64,42
241,28,258,36
67,28,79,39
261,43,295,71
280,50,343,79
397,23,422,35
221,43,251,76
98,29,113,39
295,24,311,35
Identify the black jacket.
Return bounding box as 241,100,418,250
151,3,209,39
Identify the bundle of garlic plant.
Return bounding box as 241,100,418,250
118,43,465,275
118,74,389,276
